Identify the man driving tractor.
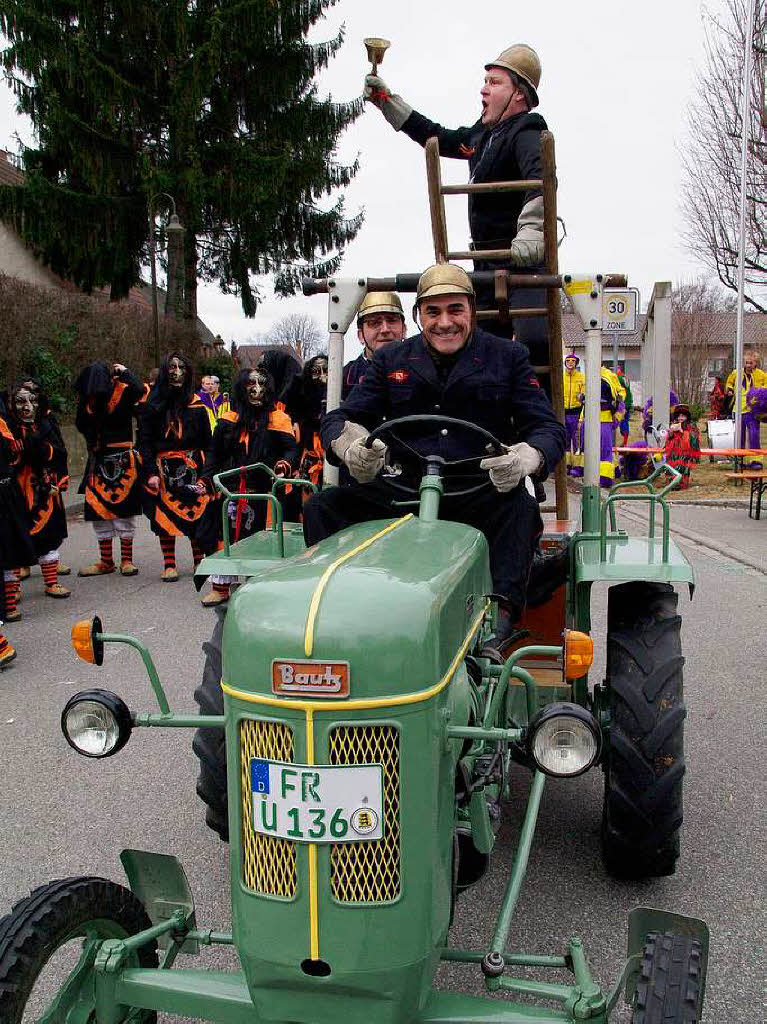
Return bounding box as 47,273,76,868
302,264,566,660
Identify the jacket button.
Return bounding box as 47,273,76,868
434,404,441,411
441,429,448,436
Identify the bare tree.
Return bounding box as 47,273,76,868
670,277,737,408
264,313,325,361
680,0,766,311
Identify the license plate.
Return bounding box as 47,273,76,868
250,759,384,843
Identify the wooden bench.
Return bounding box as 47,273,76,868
724,472,767,520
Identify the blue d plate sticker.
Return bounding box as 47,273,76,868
250,759,270,795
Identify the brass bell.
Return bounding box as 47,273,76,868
364,37,391,75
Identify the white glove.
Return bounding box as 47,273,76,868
480,442,542,493
363,75,413,131
331,421,388,483
508,196,545,267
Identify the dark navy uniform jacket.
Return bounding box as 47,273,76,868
401,110,546,248
322,329,566,479
342,354,370,400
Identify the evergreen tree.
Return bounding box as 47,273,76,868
0,0,362,319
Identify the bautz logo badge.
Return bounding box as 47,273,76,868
272,660,350,698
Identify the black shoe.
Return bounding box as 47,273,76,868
480,604,529,664
527,548,569,608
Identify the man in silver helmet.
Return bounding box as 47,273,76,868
303,264,566,660
364,44,550,378
343,291,407,399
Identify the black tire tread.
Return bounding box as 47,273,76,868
632,930,702,1023
0,876,157,1024
603,582,686,879
193,608,229,841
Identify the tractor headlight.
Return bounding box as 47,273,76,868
527,703,600,778
61,689,132,758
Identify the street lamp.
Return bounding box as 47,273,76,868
148,192,185,366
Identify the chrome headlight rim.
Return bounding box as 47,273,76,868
526,701,601,779
61,688,132,759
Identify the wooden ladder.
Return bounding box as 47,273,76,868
424,131,568,520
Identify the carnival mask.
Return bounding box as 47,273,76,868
310,359,328,387
246,370,268,407
168,357,187,388
14,387,38,424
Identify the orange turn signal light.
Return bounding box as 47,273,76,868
563,629,593,679
71,615,104,666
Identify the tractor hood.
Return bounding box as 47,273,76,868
222,514,491,702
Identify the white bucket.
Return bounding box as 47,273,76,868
707,419,735,450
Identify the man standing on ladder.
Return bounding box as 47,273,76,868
364,44,549,378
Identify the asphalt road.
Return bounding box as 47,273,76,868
0,510,764,1023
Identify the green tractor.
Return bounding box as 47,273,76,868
0,139,708,1024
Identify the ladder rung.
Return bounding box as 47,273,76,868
449,249,511,261
477,307,548,318
532,365,551,374
539,504,557,513
441,179,542,195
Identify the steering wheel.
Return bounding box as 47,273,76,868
365,414,506,498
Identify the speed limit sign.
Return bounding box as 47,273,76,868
602,288,638,332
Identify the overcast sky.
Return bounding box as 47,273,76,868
0,0,735,359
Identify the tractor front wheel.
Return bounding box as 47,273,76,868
602,581,686,879
631,930,703,1023
193,607,229,841
0,876,158,1024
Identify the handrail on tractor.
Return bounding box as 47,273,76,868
212,463,317,556
599,465,682,562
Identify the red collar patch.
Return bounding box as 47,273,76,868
388,370,410,383
528,376,541,388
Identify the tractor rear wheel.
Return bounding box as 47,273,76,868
193,607,229,841
602,582,686,879
631,931,702,1023
0,876,158,1023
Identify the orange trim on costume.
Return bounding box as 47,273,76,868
165,418,184,441
156,452,209,523
268,408,294,434
154,506,182,537
30,497,54,534
90,451,137,506
85,490,117,521
221,410,239,423
107,382,127,414
0,417,21,460
19,463,55,535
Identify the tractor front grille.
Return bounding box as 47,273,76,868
329,725,401,903
240,719,297,897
